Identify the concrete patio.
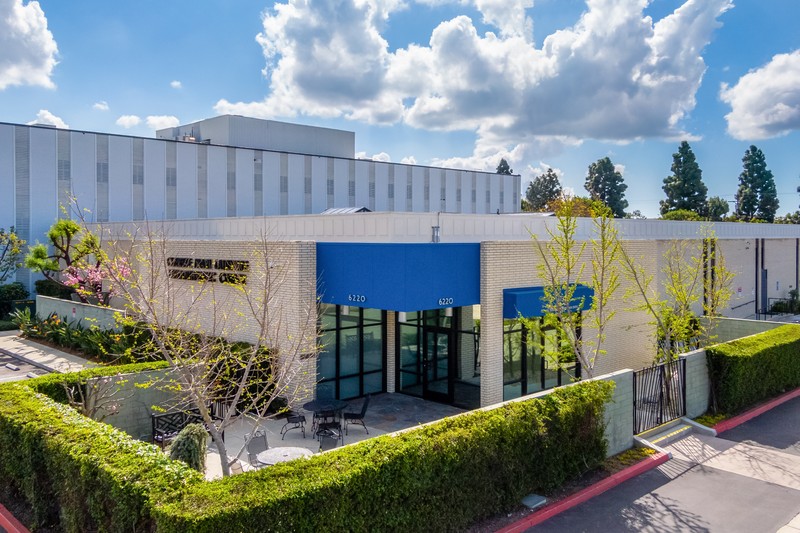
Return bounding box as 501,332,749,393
204,393,465,480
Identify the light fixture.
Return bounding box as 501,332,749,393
341,305,350,315
398,311,407,322
444,307,453,317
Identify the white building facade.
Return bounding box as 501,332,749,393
0,116,520,287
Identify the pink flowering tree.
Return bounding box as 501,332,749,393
25,219,111,304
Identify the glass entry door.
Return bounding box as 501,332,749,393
423,326,453,403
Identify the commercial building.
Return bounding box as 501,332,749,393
5,115,800,409
0,116,519,288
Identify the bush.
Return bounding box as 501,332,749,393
0,365,615,533
154,381,614,532
0,282,28,317
0,364,202,532
706,324,800,413
34,278,73,300
169,424,208,473
0,320,16,331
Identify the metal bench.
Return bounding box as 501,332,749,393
151,407,224,449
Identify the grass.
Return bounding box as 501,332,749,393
694,412,730,428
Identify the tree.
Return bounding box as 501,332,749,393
525,168,563,212
548,195,596,217
25,219,108,304
530,198,621,378
735,145,779,222
619,227,734,361
584,157,628,218
98,223,316,477
706,196,729,221
660,141,708,216
0,226,25,284
496,158,513,175
775,211,800,224
661,209,702,221
625,210,646,220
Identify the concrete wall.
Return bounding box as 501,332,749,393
708,316,784,343
681,349,710,418
36,295,123,331
89,368,177,441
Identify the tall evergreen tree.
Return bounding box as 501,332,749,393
584,157,628,218
735,145,779,222
525,168,563,212
660,141,708,216
706,196,729,221
496,158,513,175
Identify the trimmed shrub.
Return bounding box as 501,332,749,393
0,320,16,331
706,324,800,413
0,375,202,532
0,363,614,533
169,423,208,472
153,381,614,533
34,278,73,300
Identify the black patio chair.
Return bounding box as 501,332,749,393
280,412,307,440
319,434,339,452
245,430,269,469
343,394,370,435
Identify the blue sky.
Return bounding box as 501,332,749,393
1,0,799,217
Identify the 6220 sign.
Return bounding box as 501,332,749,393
438,297,453,306
348,294,366,303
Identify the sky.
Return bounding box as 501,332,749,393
1,0,799,218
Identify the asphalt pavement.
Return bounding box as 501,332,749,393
527,397,800,533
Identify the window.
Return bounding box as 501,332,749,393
167,257,249,285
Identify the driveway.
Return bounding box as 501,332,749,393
528,397,800,532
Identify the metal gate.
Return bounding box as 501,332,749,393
633,358,686,434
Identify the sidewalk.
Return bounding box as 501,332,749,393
0,331,95,373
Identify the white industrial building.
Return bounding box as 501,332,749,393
0,116,520,287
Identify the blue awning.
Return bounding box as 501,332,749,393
503,284,594,319
317,243,480,312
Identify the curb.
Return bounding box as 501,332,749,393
0,503,29,533
713,387,800,434
497,451,670,533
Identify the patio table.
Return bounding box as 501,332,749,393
257,446,313,465
302,399,349,414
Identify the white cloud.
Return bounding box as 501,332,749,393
217,0,731,167
401,155,417,165
614,163,626,175
115,115,141,128
93,101,109,111
146,115,180,130
26,109,67,128
170,80,182,89
0,0,58,90
721,50,800,140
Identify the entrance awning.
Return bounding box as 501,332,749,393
317,242,480,312
317,243,480,312
503,284,594,319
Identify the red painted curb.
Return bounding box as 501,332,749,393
0,503,29,533
714,387,800,434
497,451,670,533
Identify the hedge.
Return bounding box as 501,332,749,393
706,324,800,413
154,381,614,533
0,366,614,533
0,365,202,532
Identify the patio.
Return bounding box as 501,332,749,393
204,393,465,479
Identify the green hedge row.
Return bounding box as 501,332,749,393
706,324,800,413
154,381,614,533
0,365,614,533
0,363,202,532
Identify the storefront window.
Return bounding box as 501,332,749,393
317,305,386,400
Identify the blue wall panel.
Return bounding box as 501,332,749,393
317,243,480,311
503,284,594,319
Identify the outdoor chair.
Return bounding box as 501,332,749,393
245,430,269,469
311,409,336,434
280,412,306,440
343,394,370,435
319,434,339,452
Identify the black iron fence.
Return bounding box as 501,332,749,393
633,358,686,434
